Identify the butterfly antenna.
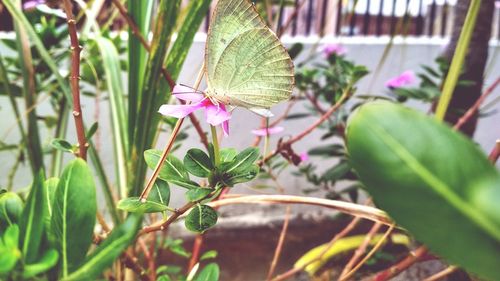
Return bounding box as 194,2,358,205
179,83,204,94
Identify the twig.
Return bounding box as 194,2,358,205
266,206,291,280
372,245,429,281
304,91,327,114
340,223,396,281
62,0,88,160
339,222,383,279
489,140,500,163
422,266,458,281
454,76,500,130
208,195,392,225
276,0,307,37
271,217,361,281
110,0,209,149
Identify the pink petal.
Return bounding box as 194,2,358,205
322,44,347,57
205,104,231,126
158,103,203,118
300,152,309,163
222,120,230,136
251,126,284,136
385,70,416,88
172,85,205,102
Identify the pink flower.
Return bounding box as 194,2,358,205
385,70,416,89
23,0,45,10
159,85,231,136
299,152,309,163
322,44,347,57
251,126,284,136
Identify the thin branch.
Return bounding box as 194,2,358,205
422,266,458,281
271,217,361,281
454,76,500,130
372,245,429,281
266,206,291,281
110,0,209,149
339,222,383,279
207,195,392,225
489,140,500,163
62,0,88,160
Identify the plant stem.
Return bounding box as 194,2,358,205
435,0,481,121
372,245,429,281
211,125,221,166
422,266,458,281
139,63,205,200
62,0,88,160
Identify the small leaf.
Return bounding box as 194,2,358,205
221,148,260,174
0,224,21,275
194,263,220,281
184,149,213,177
148,179,170,206
0,192,23,229
51,159,96,276
185,205,218,233
200,250,218,260
22,249,59,278
62,214,142,281
220,148,237,163
185,188,212,202
118,197,168,213
85,122,99,139
51,139,74,153
145,149,192,188
19,170,46,263
222,165,259,187
42,178,58,237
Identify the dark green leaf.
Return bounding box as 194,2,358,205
195,263,220,281
222,165,259,187
148,179,170,206
85,122,99,140
321,161,351,182
221,148,260,174
118,197,168,213
185,188,212,202
51,159,97,276
63,214,142,281
0,192,23,229
19,171,46,263
22,249,58,278
184,149,214,177
185,205,218,233
346,101,500,280
51,139,74,153
144,149,189,181
285,113,310,120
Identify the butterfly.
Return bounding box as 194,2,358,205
204,0,295,117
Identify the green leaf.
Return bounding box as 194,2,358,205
0,192,23,229
184,149,214,177
222,165,259,187
62,214,142,281
51,159,97,276
144,149,198,189
221,148,260,174
22,249,59,278
194,263,220,281
200,250,218,261
220,148,237,163
117,197,168,213
185,205,218,233
43,178,58,235
19,171,46,263
148,179,170,206
85,122,99,140
0,224,21,275
346,101,500,280
321,161,351,182
51,139,74,153
185,188,212,202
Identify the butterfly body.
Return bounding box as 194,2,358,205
205,0,294,116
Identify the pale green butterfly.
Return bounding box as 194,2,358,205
204,0,295,117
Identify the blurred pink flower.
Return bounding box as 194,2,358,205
299,152,309,163
251,126,284,136
385,70,416,88
159,85,231,136
322,44,347,57
23,0,45,10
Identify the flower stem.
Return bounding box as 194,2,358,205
211,125,221,166
263,118,270,158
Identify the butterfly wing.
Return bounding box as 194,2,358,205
205,0,294,113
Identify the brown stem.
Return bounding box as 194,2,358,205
422,266,458,281
110,0,209,149
304,91,327,114
266,206,291,281
372,245,429,281
271,217,361,281
276,0,307,37
488,140,500,163
62,0,88,160
454,76,500,130
121,251,151,281
339,222,383,278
